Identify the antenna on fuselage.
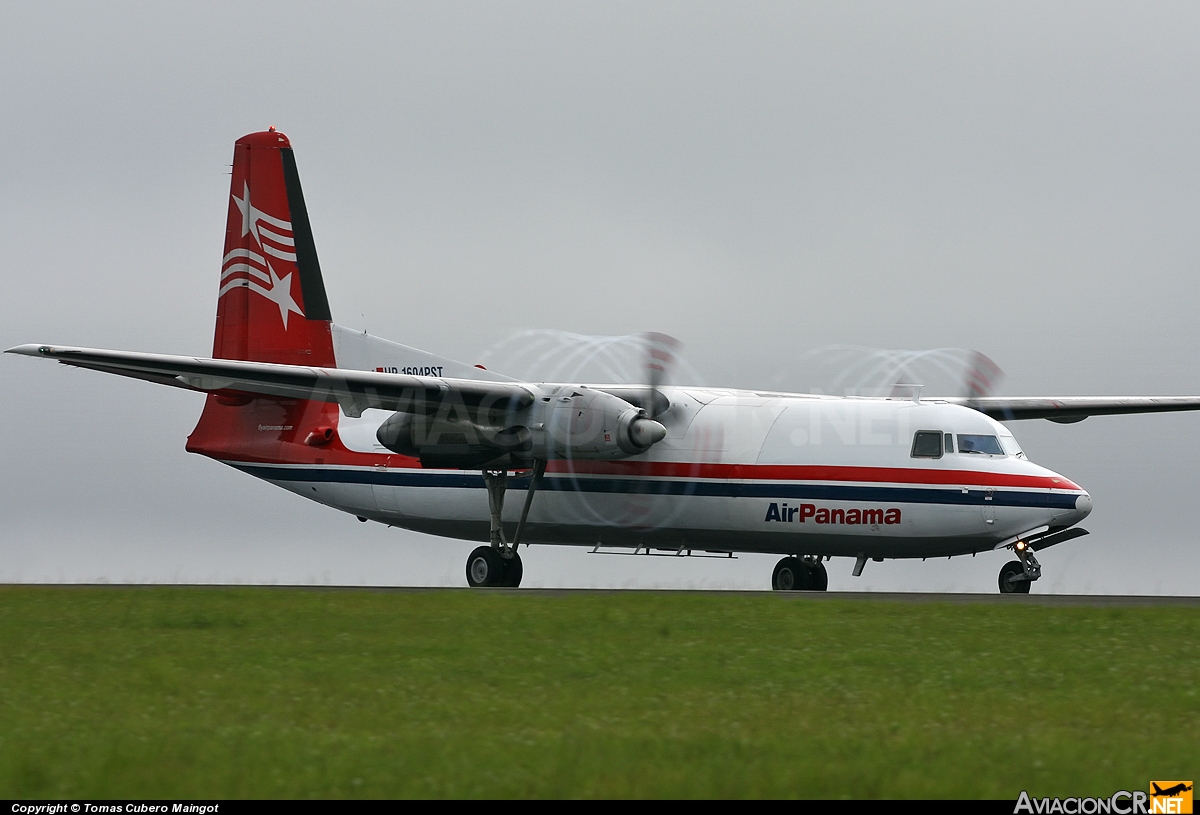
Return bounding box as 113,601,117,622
893,383,924,404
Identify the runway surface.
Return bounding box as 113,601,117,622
3,583,1198,606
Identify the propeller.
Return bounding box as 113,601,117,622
888,350,1006,401
641,331,680,419
480,330,699,386
780,345,1005,399
962,350,1005,400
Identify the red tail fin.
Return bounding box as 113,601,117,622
188,130,341,463
214,129,335,366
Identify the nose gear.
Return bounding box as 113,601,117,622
998,539,1041,593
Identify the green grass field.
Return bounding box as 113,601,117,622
0,586,1196,799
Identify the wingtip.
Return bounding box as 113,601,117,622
5,344,53,357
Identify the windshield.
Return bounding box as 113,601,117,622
999,435,1025,458
958,434,1004,456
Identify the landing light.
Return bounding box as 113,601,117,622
1015,540,1027,551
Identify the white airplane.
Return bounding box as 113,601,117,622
11,130,1200,593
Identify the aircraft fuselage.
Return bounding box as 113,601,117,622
234,388,1091,560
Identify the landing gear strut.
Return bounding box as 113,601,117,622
998,540,1041,594
482,469,509,550
467,461,546,588
771,556,828,591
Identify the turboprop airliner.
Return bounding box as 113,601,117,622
11,129,1200,593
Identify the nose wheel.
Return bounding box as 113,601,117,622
998,560,1031,593
998,539,1041,594
771,556,828,591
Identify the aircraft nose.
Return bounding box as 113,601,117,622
1054,490,1092,527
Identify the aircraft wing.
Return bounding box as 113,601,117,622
5,344,535,418
948,396,1200,423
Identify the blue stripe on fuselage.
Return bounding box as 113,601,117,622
231,463,1080,510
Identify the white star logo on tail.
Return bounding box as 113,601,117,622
232,182,294,251
220,184,305,328
255,263,304,329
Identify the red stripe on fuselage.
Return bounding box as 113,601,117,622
202,438,1079,492
544,460,1081,491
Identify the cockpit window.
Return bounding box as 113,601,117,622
958,434,1004,456
999,435,1025,458
911,430,943,458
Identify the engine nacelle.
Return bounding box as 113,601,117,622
538,385,667,458
375,385,666,468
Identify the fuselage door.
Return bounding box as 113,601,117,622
372,456,402,516
982,487,997,525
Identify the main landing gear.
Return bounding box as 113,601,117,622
466,545,523,588
465,461,546,588
998,539,1041,594
771,556,829,591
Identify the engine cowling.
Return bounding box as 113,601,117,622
375,385,666,468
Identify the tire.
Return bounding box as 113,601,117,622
810,561,829,592
501,551,523,588
772,557,812,591
998,560,1031,594
466,546,505,587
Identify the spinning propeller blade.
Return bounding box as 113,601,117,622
962,350,1005,399
642,332,681,419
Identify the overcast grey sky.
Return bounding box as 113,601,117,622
2,1,1198,593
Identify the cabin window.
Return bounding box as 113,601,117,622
958,434,1004,456
944,433,955,453
911,430,943,458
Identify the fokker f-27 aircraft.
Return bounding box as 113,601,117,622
12,130,1200,593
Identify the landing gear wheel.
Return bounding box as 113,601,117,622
501,551,523,588
809,560,828,592
466,546,506,587
772,557,812,591
998,560,1031,594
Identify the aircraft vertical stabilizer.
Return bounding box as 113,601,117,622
188,130,340,462
213,129,334,366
